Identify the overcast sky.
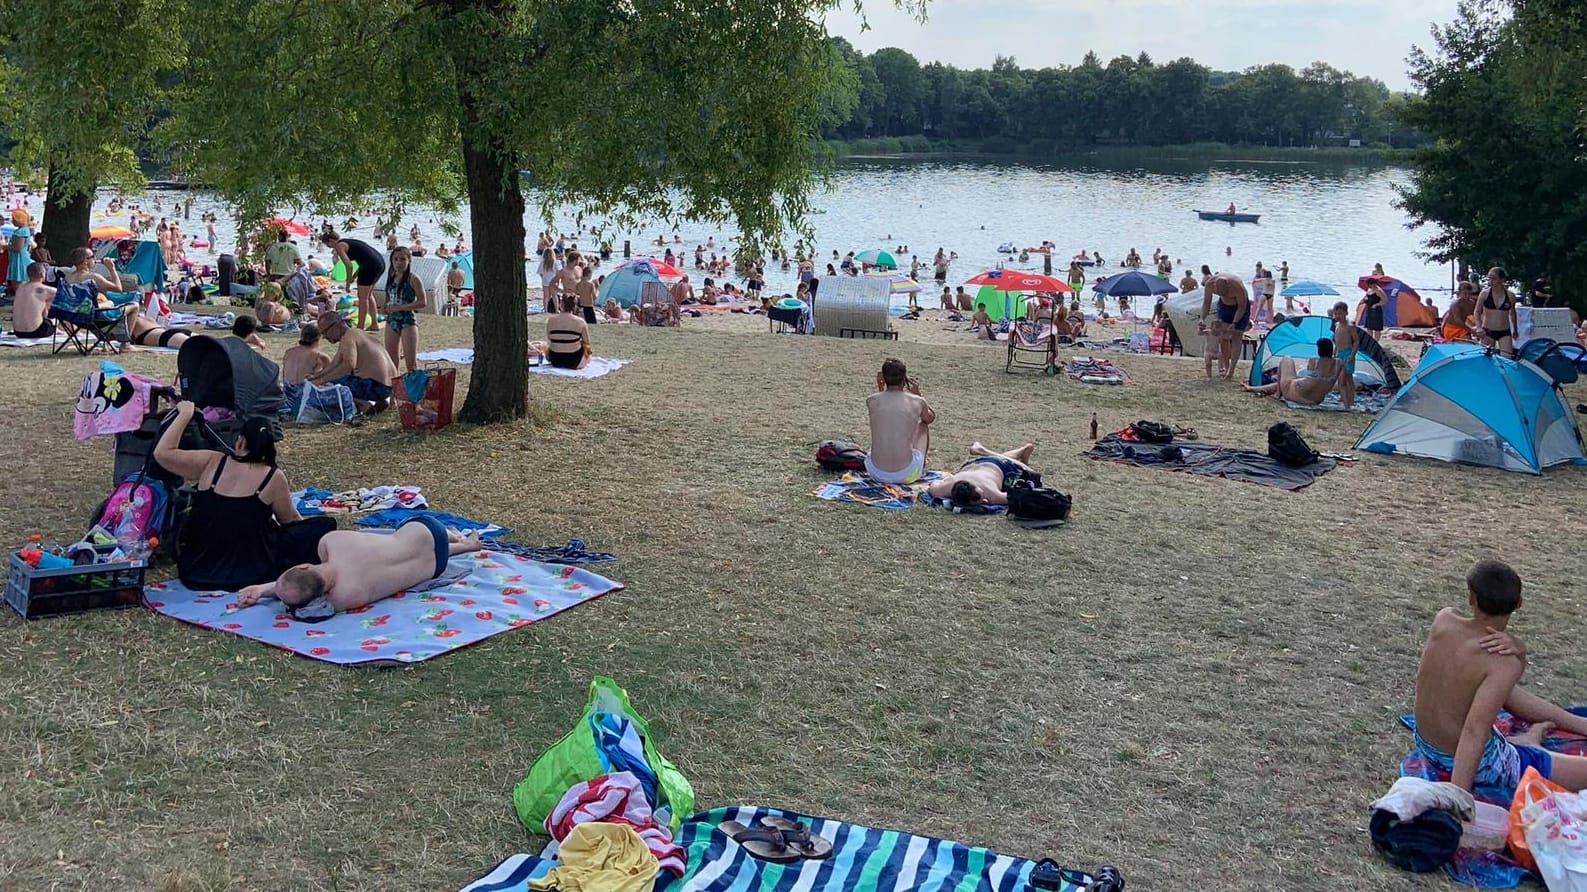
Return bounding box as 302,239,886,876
824,0,1460,91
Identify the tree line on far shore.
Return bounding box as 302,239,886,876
817,41,1427,152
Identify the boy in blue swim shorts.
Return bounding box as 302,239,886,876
1411,559,1587,801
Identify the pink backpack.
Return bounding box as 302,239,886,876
93,474,171,547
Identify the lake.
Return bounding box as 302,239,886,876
89,155,1448,304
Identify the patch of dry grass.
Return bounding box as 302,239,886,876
2,309,1585,890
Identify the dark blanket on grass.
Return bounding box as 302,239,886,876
1084,432,1337,491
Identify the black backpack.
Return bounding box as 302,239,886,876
815,439,867,472
1132,420,1174,444
1268,422,1319,467
1007,481,1073,521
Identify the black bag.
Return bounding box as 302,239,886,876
1132,420,1174,444
1518,338,1581,385
815,439,868,472
1007,481,1072,521
1268,421,1319,467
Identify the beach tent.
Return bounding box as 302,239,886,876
1356,275,1436,328
1248,315,1403,389
1355,346,1585,474
93,239,166,303
598,259,668,308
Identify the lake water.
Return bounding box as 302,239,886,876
86,156,1448,304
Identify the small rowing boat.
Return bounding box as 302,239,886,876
1195,210,1261,223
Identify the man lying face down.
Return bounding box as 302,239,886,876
237,516,483,620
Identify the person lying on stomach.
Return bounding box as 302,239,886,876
237,518,484,618
1411,559,1587,797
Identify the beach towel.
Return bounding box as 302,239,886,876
529,357,630,379
74,366,162,442
1283,389,1393,414
356,508,509,538
814,471,941,510
417,347,477,364
1067,356,1130,385
1084,432,1337,491
461,807,1096,892
1396,708,1587,888
488,538,618,565
292,485,428,515
0,333,55,347
546,772,686,875
144,549,624,665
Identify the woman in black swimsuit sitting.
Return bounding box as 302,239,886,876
1477,267,1518,357
544,294,591,370
320,230,387,332
123,303,193,349
154,401,336,592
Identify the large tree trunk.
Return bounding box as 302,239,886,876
457,108,529,424
40,164,93,260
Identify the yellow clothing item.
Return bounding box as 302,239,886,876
529,822,660,892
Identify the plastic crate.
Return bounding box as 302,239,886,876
397,366,456,432
5,547,147,620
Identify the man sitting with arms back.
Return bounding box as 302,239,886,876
926,442,1042,508
1411,559,1587,799
310,310,398,413
263,229,301,282
236,518,484,617
865,358,934,484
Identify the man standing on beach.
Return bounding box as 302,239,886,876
1200,272,1250,380
865,358,934,484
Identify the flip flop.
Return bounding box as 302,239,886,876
717,820,803,864
759,816,835,860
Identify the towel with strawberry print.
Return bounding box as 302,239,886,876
143,550,624,665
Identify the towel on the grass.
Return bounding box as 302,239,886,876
1084,432,1337,491
144,550,623,665
528,357,630,379
487,538,618,565
417,347,476,364
356,508,508,538
165,311,211,326
815,471,941,510
461,806,1094,892
292,485,428,515
0,334,55,347
1284,389,1392,414
1068,356,1130,384
1396,707,1587,888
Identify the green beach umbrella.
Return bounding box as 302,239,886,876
854,249,898,270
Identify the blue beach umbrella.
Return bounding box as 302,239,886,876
1279,280,1339,297
1092,269,1179,297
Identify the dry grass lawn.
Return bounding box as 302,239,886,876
2,308,1585,891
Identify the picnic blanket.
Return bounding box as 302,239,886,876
1284,389,1392,414
461,806,1095,892
1067,356,1129,384
815,471,941,510
0,333,54,347
293,485,428,515
1395,708,1587,888
144,549,623,665
418,348,633,379
356,508,509,539
1084,432,1337,491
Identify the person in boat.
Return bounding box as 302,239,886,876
1226,203,1238,215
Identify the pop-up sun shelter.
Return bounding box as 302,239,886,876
1355,343,1585,474
1249,315,1403,389
1356,275,1436,328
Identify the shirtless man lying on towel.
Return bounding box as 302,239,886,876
237,517,483,618
925,442,1041,508
1411,559,1587,797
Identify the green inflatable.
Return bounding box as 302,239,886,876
329,259,358,282
972,285,1032,322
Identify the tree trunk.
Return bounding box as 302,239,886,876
457,109,529,424
40,164,93,260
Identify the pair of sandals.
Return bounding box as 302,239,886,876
718,816,834,864
1032,860,1125,892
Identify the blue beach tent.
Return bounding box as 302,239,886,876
597,260,667,308
1248,315,1403,389
1355,346,1586,474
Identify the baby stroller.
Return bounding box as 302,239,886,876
177,334,285,439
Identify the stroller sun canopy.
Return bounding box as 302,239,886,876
177,335,284,418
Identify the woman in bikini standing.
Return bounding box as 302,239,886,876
1477,267,1518,357
380,246,428,374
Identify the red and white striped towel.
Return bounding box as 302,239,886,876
547,772,686,876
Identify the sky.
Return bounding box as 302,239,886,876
824,0,1461,91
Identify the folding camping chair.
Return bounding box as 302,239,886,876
1006,302,1060,376
49,279,126,356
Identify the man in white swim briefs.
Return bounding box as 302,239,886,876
865,358,935,484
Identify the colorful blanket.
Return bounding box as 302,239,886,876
417,348,633,380
1067,356,1129,384
1284,389,1392,414
461,807,1095,892
74,366,162,442
1396,707,1587,888
814,471,941,510
144,550,624,665
292,485,428,516
547,772,686,875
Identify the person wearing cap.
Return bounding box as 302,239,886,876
154,399,335,592
307,311,398,413
7,208,33,295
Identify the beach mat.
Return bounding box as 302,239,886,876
815,471,941,510
1084,432,1337,491
1284,389,1392,414
0,334,55,348
145,549,623,665
417,348,631,379
1396,707,1587,888
459,806,1096,892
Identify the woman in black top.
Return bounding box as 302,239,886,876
154,403,336,591
320,230,388,332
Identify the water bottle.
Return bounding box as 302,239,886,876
1090,412,1099,440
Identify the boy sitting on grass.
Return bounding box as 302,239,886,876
1411,559,1587,798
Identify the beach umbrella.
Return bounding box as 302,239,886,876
964,269,1073,318
1092,269,1179,297
866,271,923,294
854,249,898,269
615,257,684,280
1280,280,1340,297
90,225,133,240
266,217,312,236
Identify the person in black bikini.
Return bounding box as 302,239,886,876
320,230,387,332
543,294,591,369
1477,267,1518,357
123,303,193,349
925,442,1043,508
154,402,336,591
